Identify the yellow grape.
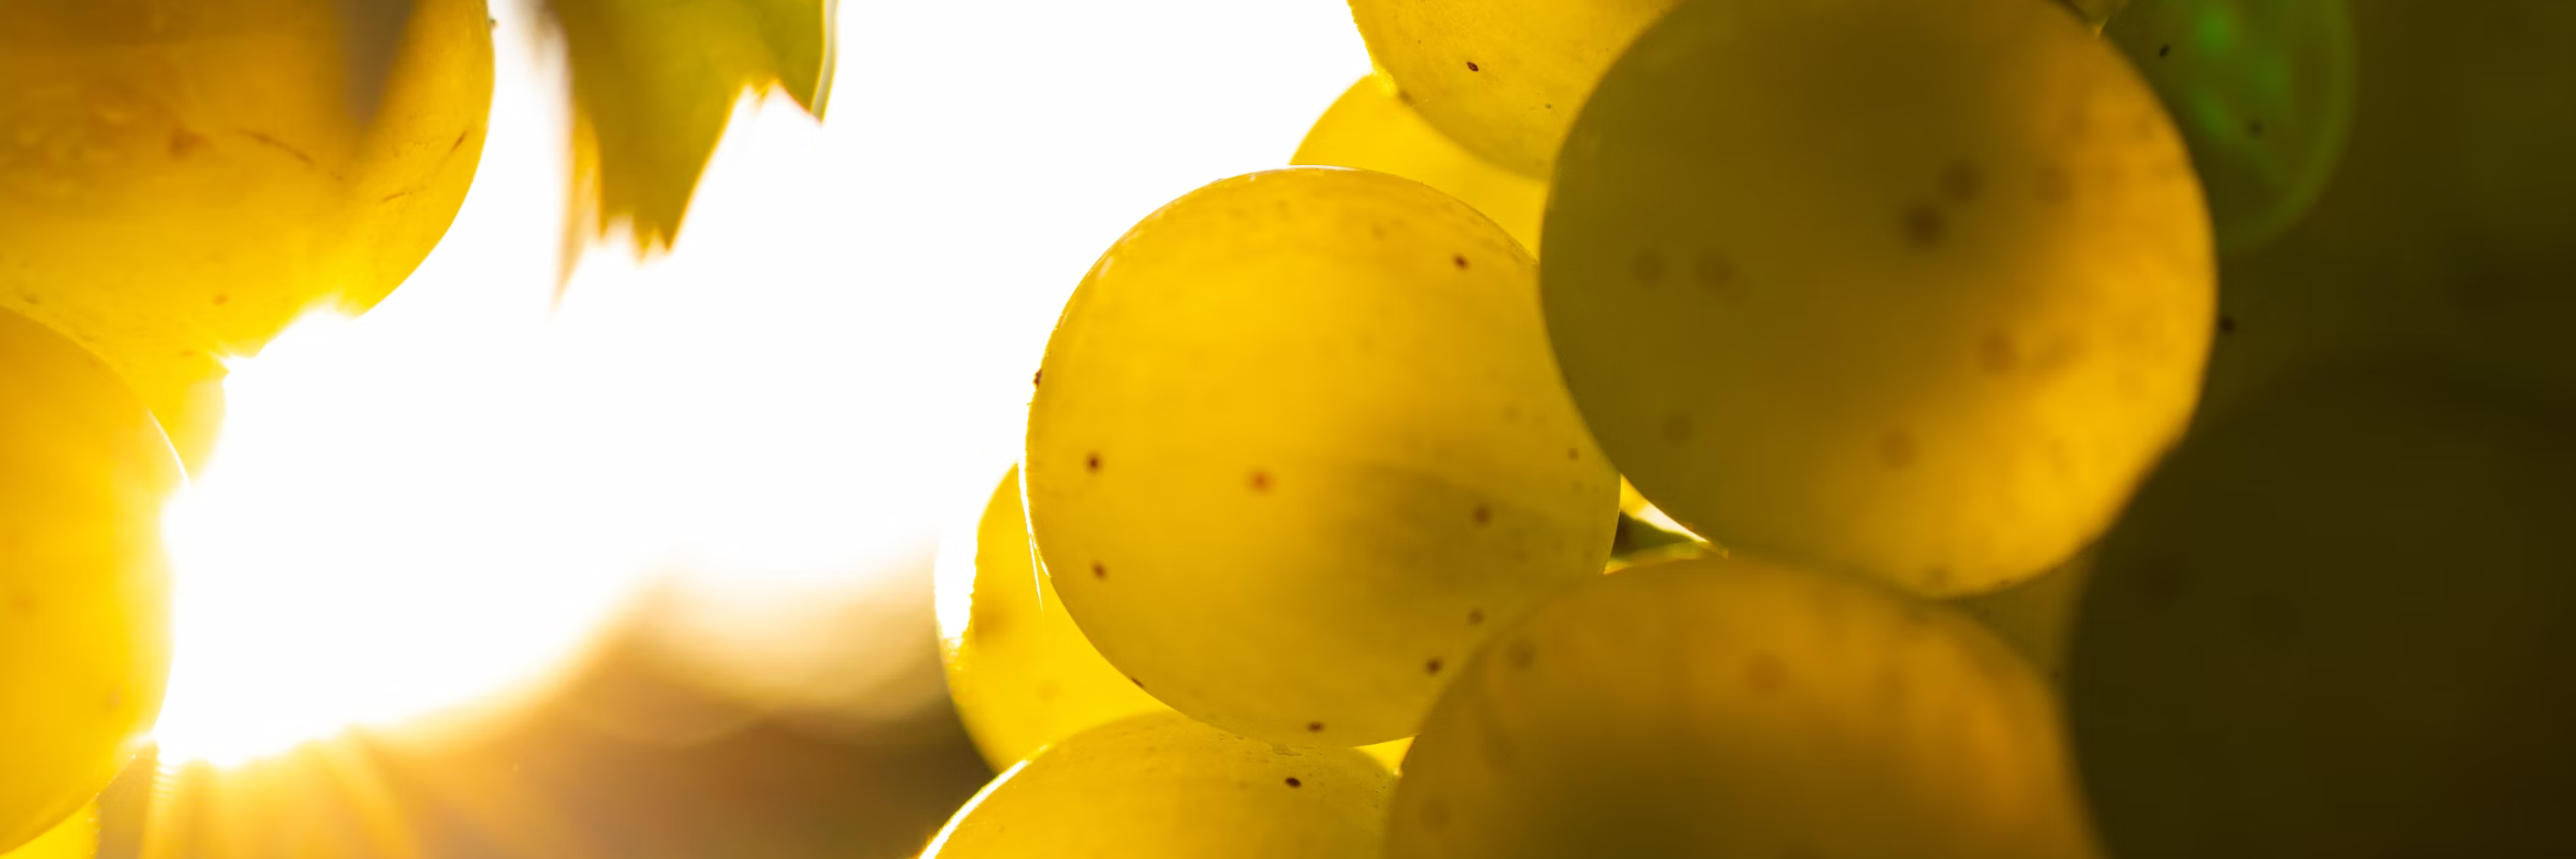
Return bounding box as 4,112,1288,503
0,310,181,852
1024,168,1618,746
0,803,92,859
923,713,1394,859
939,467,1422,771
1347,0,1678,179
1544,0,2213,596
1292,75,1546,252
0,0,493,466
938,466,1171,771
2068,363,2576,856
1388,557,2099,859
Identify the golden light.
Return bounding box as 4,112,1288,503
141,0,1370,782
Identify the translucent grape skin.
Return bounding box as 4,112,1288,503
2193,1,2576,430
0,804,92,859
0,310,181,852
1024,168,1618,746
1347,0,1678,179
1542,0,2214,596
2067,362,2576,857
937,467,1170,771
0,0,492,467
938,467,1419,772
1387,557,2101,859
1293,75,1546,253
2105,0,2357,253
922,713,1394,859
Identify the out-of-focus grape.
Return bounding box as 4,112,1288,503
1946,547,2094,686
1025,168,1617,746
2062,0,2131,32
0,0,492,467
938,467,1169,771
1544,0,2212,596
0,309,180,852
1293,75,1546,251
2105,0,2356,253
922,713,1393,859
2196,1,2576,428
2068,362,2576,857
1347,0,1678,178
937,467,1421,771
1388,557,2099,859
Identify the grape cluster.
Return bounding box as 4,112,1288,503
928,1,2576,856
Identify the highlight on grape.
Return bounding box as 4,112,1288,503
2,0,2568,856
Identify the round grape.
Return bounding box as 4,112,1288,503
1025,168,1618,746
1388,557,2100,859
1543,0,2214,595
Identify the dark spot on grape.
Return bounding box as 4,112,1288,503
1924,566,1952,590
1422,800,1450,829
1942,160,1982,202
1746,653,1786,692
1902,205,1944,247
1466,61,1480,72
1472,505,1491,526
1467,608,1485,625
1454,253,1469,270
8,592,33,616
1425,657,1443,674
2248,119,2264,138
1979,332,2019,375
1285,777,1302,788
1880,432,1917,469
1662,413,1692,443
168,127,210,158
1566,448,1579,460
2035,167,2072,204
1250,470,1273,492
2157,44,2171,58
1694,251,1735,290
1307,722,1325,733
1085,453,1102,472
1031,369,1042,387
453,129,472,151
1371,224,1387,240
1632,250,1666,285
1505,638,1535,669
1091,562,1108,580
1129,675,1145,688
211,294,230,306
2218,315,2236,334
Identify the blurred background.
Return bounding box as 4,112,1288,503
112,1,1374,856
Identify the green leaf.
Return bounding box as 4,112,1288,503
548,0,835,254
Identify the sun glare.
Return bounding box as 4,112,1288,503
153,312,655,766
144,0,1370,768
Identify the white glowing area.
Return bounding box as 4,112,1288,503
142,0,1370,767
154,313,652,766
